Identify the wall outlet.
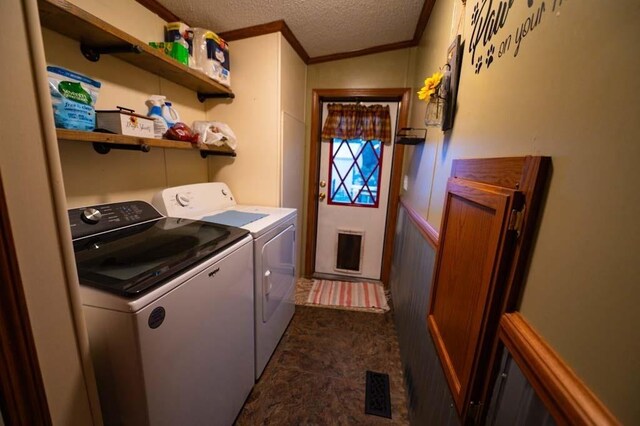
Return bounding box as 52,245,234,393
403,175,409,191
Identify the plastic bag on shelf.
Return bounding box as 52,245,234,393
164,122,199,143
192,121,237,150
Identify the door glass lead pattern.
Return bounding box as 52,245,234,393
328,138,383,207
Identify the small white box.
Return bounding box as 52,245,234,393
96,108,154,138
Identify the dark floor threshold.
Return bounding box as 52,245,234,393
364,370,392,419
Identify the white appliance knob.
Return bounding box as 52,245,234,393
175,193,190,207
81,208,102,224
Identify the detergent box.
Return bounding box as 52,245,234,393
207,32,231,86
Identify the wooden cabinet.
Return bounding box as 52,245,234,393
427,156,550,421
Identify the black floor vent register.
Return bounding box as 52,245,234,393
364,370,392,418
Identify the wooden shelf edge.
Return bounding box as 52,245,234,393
499,313,620,425
38,0,233,98
56,129,236,155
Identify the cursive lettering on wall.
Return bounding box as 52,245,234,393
469,0,567,75
469,0,515,66
514,2,545,57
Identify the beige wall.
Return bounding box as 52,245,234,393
69,0,165,42
281,34,307,125
44,0,209,208
280,35,307,274
205,33,307,273
206,34,307,209
403,0,640,423
306,49,414,90
205,33,281,206
1,0,100,423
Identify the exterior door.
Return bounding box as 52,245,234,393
314,102,398,280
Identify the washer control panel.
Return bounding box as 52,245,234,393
69,201,163,240
175,193,191,207
81,208,102,224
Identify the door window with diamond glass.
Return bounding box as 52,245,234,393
328,138,383,207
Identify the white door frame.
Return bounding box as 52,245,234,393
304,88,411,285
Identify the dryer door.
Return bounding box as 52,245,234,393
261,224,295,322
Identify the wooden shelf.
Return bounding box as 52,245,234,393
56,129,236,157
38,0,234,101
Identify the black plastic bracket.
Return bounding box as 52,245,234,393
199,150,236,159
197,92,235,103
81,43,143,62
93,142,150,154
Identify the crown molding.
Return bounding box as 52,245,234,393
219,20,310,64
134,0,436,65
413,0,436,44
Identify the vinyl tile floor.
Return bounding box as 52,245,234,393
235,305,409,425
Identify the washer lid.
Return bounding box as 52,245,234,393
73,217,248,297
203,210,268,227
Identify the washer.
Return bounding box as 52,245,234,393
152,182,296,379
69,201,254,426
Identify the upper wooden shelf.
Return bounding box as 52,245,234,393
37,0,234,101
56,129,236,157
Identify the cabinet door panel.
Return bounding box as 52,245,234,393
428,178,518,414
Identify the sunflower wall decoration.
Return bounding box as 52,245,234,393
418,70,448,127
416,35,463,131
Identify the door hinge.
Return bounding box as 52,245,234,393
507,205,525,238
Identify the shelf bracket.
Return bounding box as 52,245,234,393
81,43,143,62
197,92,235,103
199,150,236,159
93,142,150,154
396,127,427,145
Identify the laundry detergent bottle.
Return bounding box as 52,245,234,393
146,95,169,138
162,101,180,128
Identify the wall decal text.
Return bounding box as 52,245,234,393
469,0,566,74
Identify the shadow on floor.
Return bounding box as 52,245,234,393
235,305,409,425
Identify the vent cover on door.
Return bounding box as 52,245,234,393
335,230,363,273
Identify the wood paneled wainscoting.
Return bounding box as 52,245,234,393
390,200,459,424
393,179,619,424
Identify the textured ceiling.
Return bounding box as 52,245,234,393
155,0,424,58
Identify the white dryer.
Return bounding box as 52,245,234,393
153,182,296,379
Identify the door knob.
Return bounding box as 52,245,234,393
319,192,326,201
319,180,327,188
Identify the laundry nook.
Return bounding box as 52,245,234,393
0,0,638,425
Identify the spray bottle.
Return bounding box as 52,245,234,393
162,101,181,128
146,95,168,138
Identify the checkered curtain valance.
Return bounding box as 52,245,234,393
321,104,392,144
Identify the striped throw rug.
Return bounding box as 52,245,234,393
306,280,389,311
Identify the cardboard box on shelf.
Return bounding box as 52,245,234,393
96,108,154,138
